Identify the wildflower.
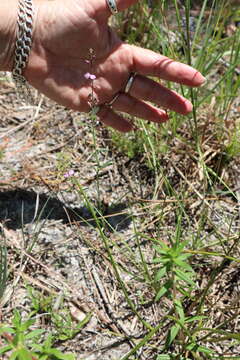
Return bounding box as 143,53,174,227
64,169,75,178
84,72,96,80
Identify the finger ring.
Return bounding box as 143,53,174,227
124,72,136,94
107,92,121,107
106,0,118,14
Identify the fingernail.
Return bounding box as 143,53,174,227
200,77,207,87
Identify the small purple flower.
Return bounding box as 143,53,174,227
84,72,96,80
64,169,75,178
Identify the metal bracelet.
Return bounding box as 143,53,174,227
12,0,34,103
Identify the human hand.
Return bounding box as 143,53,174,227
25,0,205,132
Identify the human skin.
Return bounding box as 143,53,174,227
0,0,205,132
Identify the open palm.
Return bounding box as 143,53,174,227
26,0,205,132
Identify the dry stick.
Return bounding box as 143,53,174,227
92,266,143,357
0,117,34,140
81,254,120,334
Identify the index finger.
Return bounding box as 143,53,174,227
129,45,205,87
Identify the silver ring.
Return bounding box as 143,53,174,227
107,93,121,107
124,73,136,94
106,0,118,14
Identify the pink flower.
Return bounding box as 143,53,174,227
64,169,75,178
84,72,96,80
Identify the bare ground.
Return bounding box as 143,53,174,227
0,68,240,359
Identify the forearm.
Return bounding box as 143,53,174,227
0,0,18,71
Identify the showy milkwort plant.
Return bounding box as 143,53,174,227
153,213,196,302
0,309,76,360
151,217,212,356
84,48,97,111
153,238,195,302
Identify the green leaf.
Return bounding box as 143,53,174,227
174,269,195,286
174,299,185,321
18,348,34,360
43,334,54,348
99,161,113,169
0,326,15,334
0,344,12,354
155,267,167,281
12,310,21,327
165,324,181,348
157,356,191,360
58,334,69,341
185,315,207,323
31,344,42,352
178,253,192,261
39,356,48,360
25,328,45,340
186,342,214,354
45,348,75,360
158,257,171,265
20,318,35,332
155,280,172,301
9,350,19,360
152,257,164,264
197,345,214,354
153,244,169,254
75,312,92,330
173,258,193,272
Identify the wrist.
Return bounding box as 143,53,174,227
0,1,18,71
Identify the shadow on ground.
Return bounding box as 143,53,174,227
0,189,132,231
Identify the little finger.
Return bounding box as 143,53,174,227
97,105,134,132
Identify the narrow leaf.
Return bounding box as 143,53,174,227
155,267,167,281
174,269,195,286
25,329,45,339
165,324,181,347
155,280,172,301
0,344,12,354
173,258,193,272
